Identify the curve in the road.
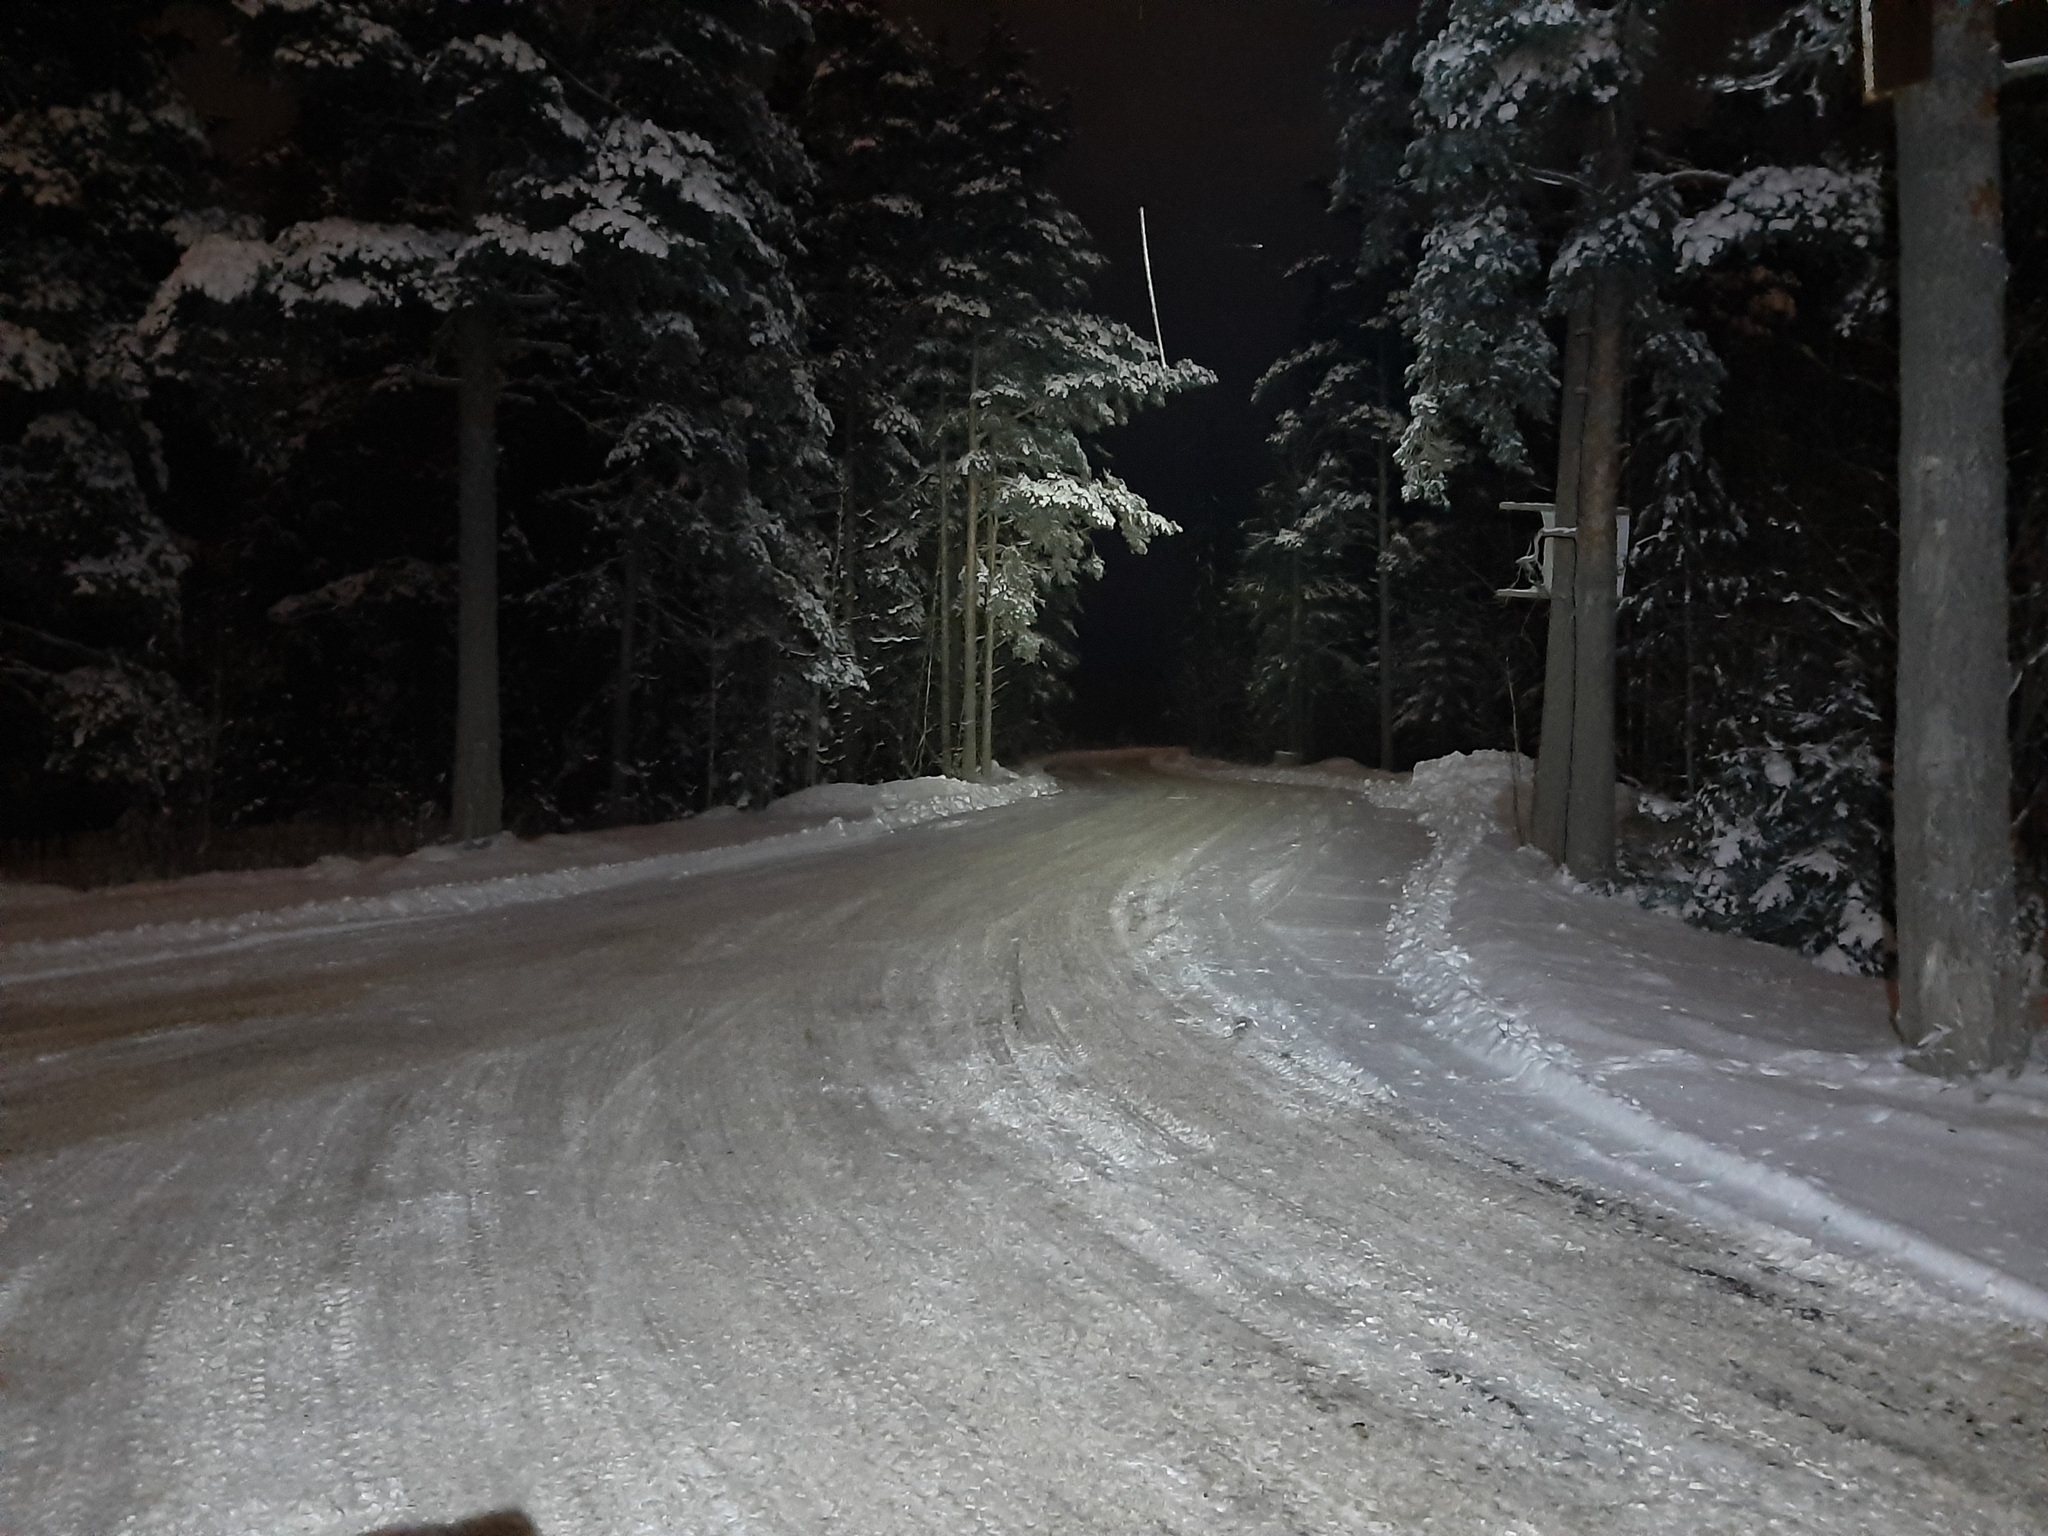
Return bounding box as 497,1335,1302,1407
4,762,2045,1535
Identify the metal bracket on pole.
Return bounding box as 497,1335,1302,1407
1497,501,1562,601
1495,500,1629,601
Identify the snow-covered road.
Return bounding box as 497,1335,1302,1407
5,762,2046,1535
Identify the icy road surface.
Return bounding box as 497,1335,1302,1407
5,762,2046,1535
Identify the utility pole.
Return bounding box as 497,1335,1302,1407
1562,263,1629,882
1532,296,1593,861
1879,0,2041,1072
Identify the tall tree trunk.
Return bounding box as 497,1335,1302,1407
451,129,501,841
937,428,955,775
807,485,852,788
1287,548,1305,758
605,521,643,825
451,301,503,840
1893,0,2025,1074
702,646,719,813
981,526,996,775
1563,270,1628,881
1533,293,1594,860
959,353,982,777
1681,493,1697,800
1377,438,1395,773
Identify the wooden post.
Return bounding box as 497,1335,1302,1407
1891,0,2025,1072
1532,294,1593,862
1563,270,1628,881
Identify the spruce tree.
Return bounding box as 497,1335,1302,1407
0,3,210,824
151,0,817,834
1349,0,1877,881
791,13,1208,780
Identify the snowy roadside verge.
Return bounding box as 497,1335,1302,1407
0,771,1057,985
1165,749,2048,1324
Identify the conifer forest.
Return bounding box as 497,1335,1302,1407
5,0,2048,1061
14,8,2048,1531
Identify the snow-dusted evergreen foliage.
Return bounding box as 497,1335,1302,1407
930,29,1208,771
0,4,210,814
1682,661,1890,976
1260,0,1899,967
781,0,955,781
790,9,1207,779
1620,438,1890,976
1231,21,1545,771
0,1,1204,854
2011,67,2048,911
1381,0,1878,505
145,0,837,821
1239,265,1388,758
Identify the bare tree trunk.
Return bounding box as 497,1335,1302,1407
605,521,643,824
1563,270,1628,881
451,130,502,841
1893,0,2025,1074
806,485,852,789
1287,547,1305,758
981,526,996,775
937,428,955,775
451,301,503,840
1682,493,1697,800
1533,294,1593,861
1377,438,1395,773
959,353,982,777
702,647,719,813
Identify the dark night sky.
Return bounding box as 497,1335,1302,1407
877,0,1408,743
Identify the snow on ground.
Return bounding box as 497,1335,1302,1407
6,758,2047,1535
1154,748,2048,1322
0,769,1057,985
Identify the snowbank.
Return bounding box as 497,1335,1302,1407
1171,750,2048,1322
765,768,1056,828
0,770,1057,984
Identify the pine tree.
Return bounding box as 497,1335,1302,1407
149,0,819,834
0,3,210,825
940,32,1210,775
1360,0,1877,880
791,14,1209,781
1240,262,1395,763
783,0,966,783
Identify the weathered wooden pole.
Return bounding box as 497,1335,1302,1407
1890,0,2026,1072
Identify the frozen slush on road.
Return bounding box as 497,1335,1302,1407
3,757,2044,1535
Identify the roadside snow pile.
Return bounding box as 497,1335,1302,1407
0,769,1057,982
766,767,1059,829
1176,749,2048,1320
